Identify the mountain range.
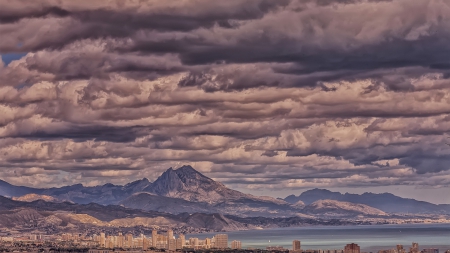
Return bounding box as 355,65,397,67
0,195,251,232
284,188,450,214
1,165,449,218
0,195,363,234
0,166,303,217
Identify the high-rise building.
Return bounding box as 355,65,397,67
176,238,183,250
113,236,118,248
106,236,113,248
167,229,174,240
143,237,150,250
214,234,228,249
410,243,419,253
231,240,242,249
189,238,199,248
126,233,133,248
179,234,185,247
136,234,145,249
117,233,124,248
345,243,360,253
152,230,157,248
293,240,301,251
168,238,177,251
100,233,105,248
156,235,168,249
205,238,211,249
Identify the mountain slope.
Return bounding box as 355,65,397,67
303,199,387,218
0,179,43,197
12,193,61,202
137,165,300,217
119,166,301,217
185,213,254,231
286,189,450,214
143,165,251,203
39,181,149,205
0,196,349,233
144,165,290,205
119,192,213,214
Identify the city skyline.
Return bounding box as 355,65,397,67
1,230,446,253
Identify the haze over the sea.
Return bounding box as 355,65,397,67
187,224,450,251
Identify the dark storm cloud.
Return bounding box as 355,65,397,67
21,49,183,81
0,0,290,52
0,6,70,24
2,125,151,143
94,0,450,92
0,0,289,27
261,150,279,157
2,0,450,87
175,37,450,70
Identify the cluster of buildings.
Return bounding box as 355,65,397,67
91,230,232,250
375,243,441,253
1,232,449,253
0,231,235,250
289,242,444,253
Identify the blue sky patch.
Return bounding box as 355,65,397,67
1,53,27,66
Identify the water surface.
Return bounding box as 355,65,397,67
187,223,450,252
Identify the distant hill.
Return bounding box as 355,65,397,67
0,179,42,197
0,196,359,233
285,188,450,214
0,195,240,231
303,199,387,218
12,193,62,203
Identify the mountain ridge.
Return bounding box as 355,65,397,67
303,199,387,218
0,165,299,217
0,195,385,234
1,166,450,216
285,188,450,214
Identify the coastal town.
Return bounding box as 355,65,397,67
0,230,448,253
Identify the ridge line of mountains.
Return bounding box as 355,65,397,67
1,165,450,219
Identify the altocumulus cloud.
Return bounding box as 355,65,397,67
0,0,450,192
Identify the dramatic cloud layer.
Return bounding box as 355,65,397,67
1,0,450,196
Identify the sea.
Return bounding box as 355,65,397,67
186,223,450,252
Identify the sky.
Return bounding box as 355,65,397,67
0,0,450,204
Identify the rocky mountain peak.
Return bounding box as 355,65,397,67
143,165,243,203
174,165,201,173
174,165,221,186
